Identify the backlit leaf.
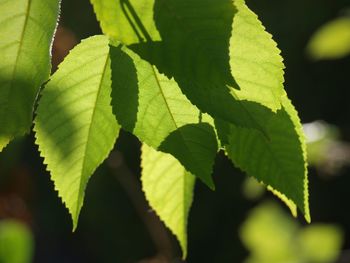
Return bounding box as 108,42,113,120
34,35,120,229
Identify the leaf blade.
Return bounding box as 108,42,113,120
34,35,120,228
159,123,218,189
110,45,200,148
92,0,283,132
141,144,195,259
218,95,310,221
0,0,60,149
110,45,218,187
230,0,285,111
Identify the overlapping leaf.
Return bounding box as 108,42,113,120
0,0,60,151
230,0,285,111
110,45,200,148
91,0,285,132
34,35,120,229
110,45,218,187
90,0,161,44
217,95,310,221
159,123,217,188
141,144,195,258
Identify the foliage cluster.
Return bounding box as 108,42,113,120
0,0,311,257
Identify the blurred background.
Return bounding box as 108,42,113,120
0,0,349,262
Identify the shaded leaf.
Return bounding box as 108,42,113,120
93,0,283,133
159,123,218,188
110,45,217,187
217,95,310,221
110,45,200,148
0,0,61,150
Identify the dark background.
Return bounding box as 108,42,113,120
0,0,349,262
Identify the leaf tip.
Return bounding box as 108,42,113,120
0,136,12,153
71,215,79,232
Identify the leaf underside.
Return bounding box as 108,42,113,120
34,35,120,229
141,144,195,259
0,0,60,150
230,0,285,111
110,44,218,188
110,45,200,148
217,95,310,221
92,0,285,133
95,0,310,222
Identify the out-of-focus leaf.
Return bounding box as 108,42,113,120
241,201,343,263
0,220,34,263
307,17,350,60
298,225,343,263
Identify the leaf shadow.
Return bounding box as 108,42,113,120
0,75,39,138
110,44,139,133
158,122,218,189
120,0,275,132
34,86,80,163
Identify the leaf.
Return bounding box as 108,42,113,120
0,0,61,150
241,202,342,263
110,45,200,148
141,144,195,259
110,45,218,187
217,95,310,221
159,123,218,189
0,136,11,152
34,35,120,229
230,0,285,111
298,225,343,263
307,17,350,60
0,220,34,263
92,0,282,133
240,202,300,263
90,0,161,45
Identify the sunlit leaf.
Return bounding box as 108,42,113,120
34,35,120,229
141,144,195,258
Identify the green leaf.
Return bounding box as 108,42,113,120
0,220,34,263
34,35,120,229
298,225,343,263
0,136,11,152
92,0,282,132
240,202,300,263
0,0,61,150
159,123,218,189
110,45,200,148
241,202,342,263
110,45,218,187
307,17,350,60
217,95,310,221
230,0,285,111
141,144,195,259
90,0,161,45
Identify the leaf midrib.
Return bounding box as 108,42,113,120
75,51,110,223
150,67,212,177
156,0,272,137
2,0,32,130
151,65,178,129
